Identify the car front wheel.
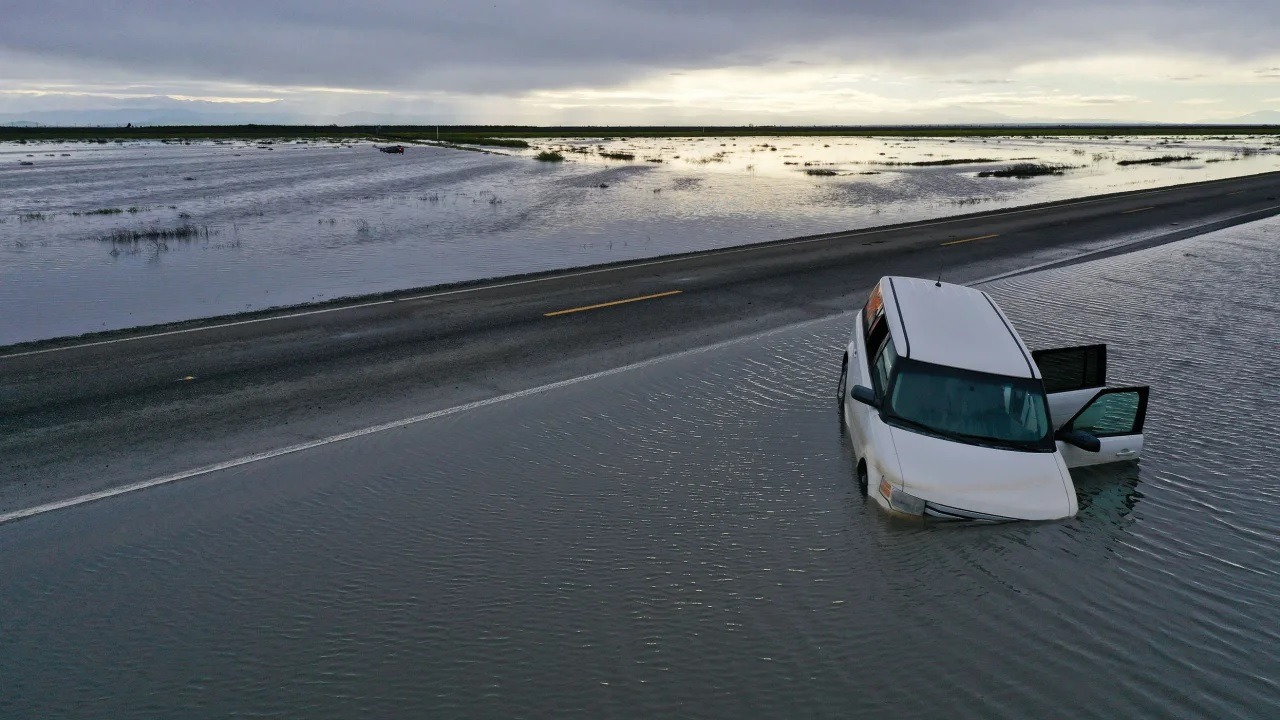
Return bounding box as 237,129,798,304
837,354,848,406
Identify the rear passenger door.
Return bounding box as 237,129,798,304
1032,344,1107,429
1056,387,1149,468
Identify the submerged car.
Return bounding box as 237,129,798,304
838,276,1148,521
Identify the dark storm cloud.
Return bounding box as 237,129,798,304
3,1,1279,92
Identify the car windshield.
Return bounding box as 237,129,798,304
885,359,1052,451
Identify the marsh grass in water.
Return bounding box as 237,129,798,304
535,150,565,162
688,152,729,164
978,163,1077,178
880,158,999,166
600,151,636,160
99,224,213,245
1116,155,1196,166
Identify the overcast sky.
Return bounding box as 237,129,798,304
3,0,1280,124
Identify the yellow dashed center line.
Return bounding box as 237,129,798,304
1121,206,1154,214
941,233,998,247
545,290,683,317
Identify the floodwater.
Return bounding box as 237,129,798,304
1,217,1277,718
2,134,1278,345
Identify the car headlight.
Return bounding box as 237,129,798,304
880,478,925,515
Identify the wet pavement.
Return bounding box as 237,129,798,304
1,218,1278,718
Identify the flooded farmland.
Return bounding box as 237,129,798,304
1,217,1277,719
2,133,1278,345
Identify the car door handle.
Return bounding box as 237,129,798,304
1116,448,1135,456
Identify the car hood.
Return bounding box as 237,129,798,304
888,426,1077,520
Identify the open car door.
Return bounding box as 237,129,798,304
1032,344,1107,428
1033,344,1148,467
1055,387,1149,468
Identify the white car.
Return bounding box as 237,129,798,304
838,276,1148,521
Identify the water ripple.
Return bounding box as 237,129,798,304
2,218,1280,717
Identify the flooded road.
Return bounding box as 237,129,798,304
2,134,1278,344
2,218,1278,718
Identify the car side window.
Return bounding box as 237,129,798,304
872,336,898,397
865,319,887,370
1070,389,1142,436
863,283,885,348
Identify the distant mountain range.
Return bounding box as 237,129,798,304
1,106,298,127
1208,110,1280,124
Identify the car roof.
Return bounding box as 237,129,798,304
881,276,1040,379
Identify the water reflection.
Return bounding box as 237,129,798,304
1074,462,1143,522
2,134,1278,344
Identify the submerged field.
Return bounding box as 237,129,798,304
2,132,1278,345
3,218,1279,718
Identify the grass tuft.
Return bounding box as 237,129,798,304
978,163,1075,178
687,152,729,164
535,150,565,162
1116,155,1195,166
600,151,636,160
98,224,213,244
880,158,999,166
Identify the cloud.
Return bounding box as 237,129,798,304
0,88,279,103
5,1,1280,123
1178,98,1221,105
4,0,1280,95
936,92,1144,107
940,79,1015,85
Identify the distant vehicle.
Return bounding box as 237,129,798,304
838,276,1148,521
378,145,405,154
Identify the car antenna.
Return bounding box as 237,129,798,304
935,272,943,288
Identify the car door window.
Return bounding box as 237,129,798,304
1068,388,1146,437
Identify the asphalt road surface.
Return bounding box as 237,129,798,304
2,171,1279,516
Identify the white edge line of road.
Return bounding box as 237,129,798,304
0,313,846,526
1,182,1258,360
2,202,1277,526
965,203,1280,286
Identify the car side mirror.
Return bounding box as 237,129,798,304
1057,428,1101,452
851,385,879,408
